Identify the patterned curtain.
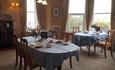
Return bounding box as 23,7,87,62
85,0,94,31
62,0,69,32
36,0,47,29
111,0,115,50
19,0,27,35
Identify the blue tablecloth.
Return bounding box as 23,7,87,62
73,31,108,46
23,37,79,70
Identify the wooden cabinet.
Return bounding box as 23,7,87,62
0,14,13,49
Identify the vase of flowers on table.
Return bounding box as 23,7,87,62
91,24,100,32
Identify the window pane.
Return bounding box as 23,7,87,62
94,14,111,23
66,15,84,32
93,0,111,32
27,0,35,12
94,0,111,13
93,14,111,32
67,0,86,32
27,13,35,29
27,0,36,29
69,0,85,13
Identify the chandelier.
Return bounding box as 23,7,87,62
37,0,48,5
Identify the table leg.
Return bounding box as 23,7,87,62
57,65,62,70
69,57,72,68
88,46,91,56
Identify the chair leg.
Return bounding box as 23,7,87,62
101,48,103,52
88,46,91,56
57,65,62,70
104,48,107,58
19,57,22,70
30,67,33,70
69,57,72,68
94,45,96,54
24,59,27,70
80,47,82,51
15,54,18,67
39,67,42,70
110,47,113,57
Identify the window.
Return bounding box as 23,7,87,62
27,0,37,29
93,0,111,32
66,0,86,32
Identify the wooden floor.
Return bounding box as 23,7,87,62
0,47,115,70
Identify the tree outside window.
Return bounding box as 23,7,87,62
66,0,85,32
93,0,111,32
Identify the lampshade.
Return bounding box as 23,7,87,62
11,2,19,8
37,0,42,3
42,0,47,5
37,0,47,5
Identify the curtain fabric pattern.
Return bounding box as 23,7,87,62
19,0,27,35
36,1,47,29
111,0,115,50
62,0,69,32
85,0,94,31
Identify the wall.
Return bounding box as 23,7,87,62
46,0,67,39
0,0,115,50
0,0,66,38
0,0,22,37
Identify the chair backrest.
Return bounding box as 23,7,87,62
63,32,73,42
49,26,59,39
40,31,48,39
72,27,80,42
73,27,80,33
107,30,115,41
20,38,32,65
106,30,115,47
13,34,20,55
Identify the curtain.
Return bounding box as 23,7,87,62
85,0,94,31
0,1,1,12
19,0,27,35
36,0,47,29
62,0,69,32
111,0,115,50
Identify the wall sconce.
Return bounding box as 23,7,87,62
37,0,48,5
11,2,19,8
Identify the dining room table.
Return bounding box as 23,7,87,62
23,36,79,70
73,31,108,46
73,31,108,55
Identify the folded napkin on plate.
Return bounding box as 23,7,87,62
62,42,69,45
30,42,43,48
54,40,64,43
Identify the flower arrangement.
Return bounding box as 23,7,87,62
91,24,100,32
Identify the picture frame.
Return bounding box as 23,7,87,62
52,7,60,17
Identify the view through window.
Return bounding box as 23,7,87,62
66,0,86,32
93,0,111,32
67,0,111,32
27,0,37,29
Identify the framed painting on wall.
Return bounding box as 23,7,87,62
52,7,60,17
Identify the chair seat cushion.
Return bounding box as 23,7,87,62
95,41,106,47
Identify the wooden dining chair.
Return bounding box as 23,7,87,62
13,34,25,70
72,26,80,41
49,26,59,39
63,32,73,42
94,30,114,58
73,26,80,33
20,38,42,70
63,32,74,68
72,26,84,50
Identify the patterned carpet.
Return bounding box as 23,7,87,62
0,47,115,70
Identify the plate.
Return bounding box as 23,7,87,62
30,42,43,48
55,40,63,43
62,42,69,45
